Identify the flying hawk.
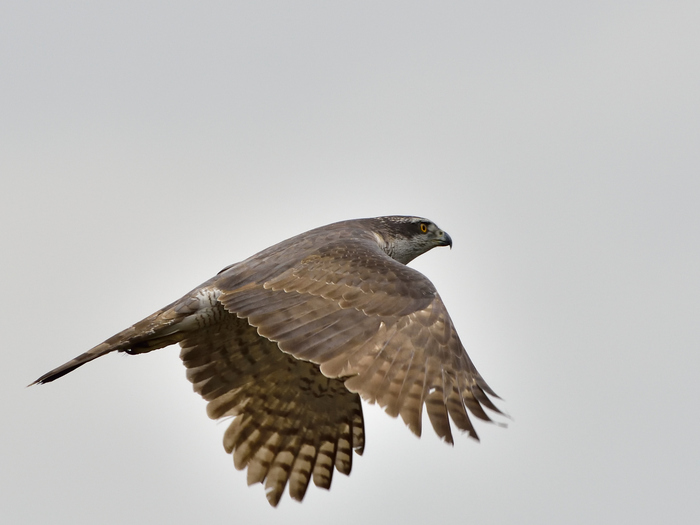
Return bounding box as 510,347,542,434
32,216,503,506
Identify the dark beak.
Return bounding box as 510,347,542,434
437,230,452,248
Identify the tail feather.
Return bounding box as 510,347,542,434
29,329,189,386
30,288,222,386
29,309,190,386
29,342,116,385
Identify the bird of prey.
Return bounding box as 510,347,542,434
32,216,503,506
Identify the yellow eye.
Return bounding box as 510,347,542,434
420,223,428,233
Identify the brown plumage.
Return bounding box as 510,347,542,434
32,216,503,506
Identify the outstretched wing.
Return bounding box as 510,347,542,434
179,306,364,506
217,238,502,444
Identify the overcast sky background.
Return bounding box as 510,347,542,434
2,2,699,524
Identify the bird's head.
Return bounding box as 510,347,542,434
374,216,452,264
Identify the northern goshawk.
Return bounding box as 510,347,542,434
32,216,503,506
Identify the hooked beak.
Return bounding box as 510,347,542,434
437,230,452,249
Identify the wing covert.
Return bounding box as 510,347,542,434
217,239,501,444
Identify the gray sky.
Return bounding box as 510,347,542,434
2,2,699,524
